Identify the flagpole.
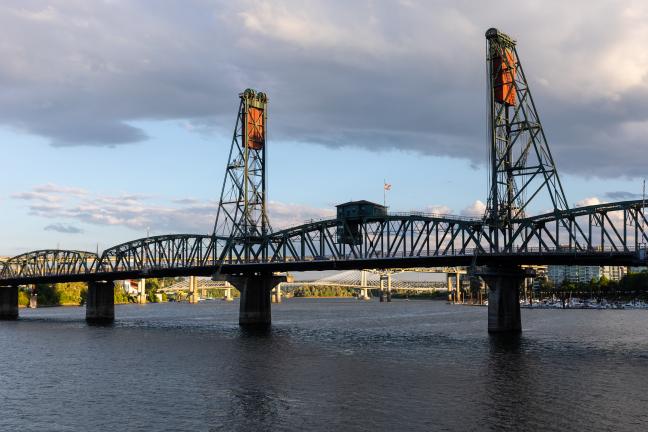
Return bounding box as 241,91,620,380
383,178,386,208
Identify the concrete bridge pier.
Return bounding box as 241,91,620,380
86,281,114,324
223,285,234,301
137,278,147,304
359,271,370,300
29,285,38,309
447,274,453,301
358,288,370,300
447,273,461,303
271,283,282,304
215,273,286,326
386,274,392,302
189,276,199,304
379,275,392,302
0,285,18,320
478,266,528,333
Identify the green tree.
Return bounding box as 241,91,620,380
114,282,132,304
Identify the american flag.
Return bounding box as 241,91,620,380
384,183,392,191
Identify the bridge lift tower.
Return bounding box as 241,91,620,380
480,28,568,331
485,27,569,238
212,89,284,326
214,88,271,261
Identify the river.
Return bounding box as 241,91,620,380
0,299,647,431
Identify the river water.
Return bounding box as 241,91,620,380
0,299,647,431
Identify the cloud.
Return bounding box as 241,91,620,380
1,1,648,176
461,200,486,217
14,184,335,234
33,183,87,196
44,223,83,234
12,183,87,203
12,191,62,203
172,198,203,205
424,205,453,215
575,197,606,207
268,201,335,228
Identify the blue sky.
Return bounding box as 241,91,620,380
1,1,647,256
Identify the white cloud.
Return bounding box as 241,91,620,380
44,223,83,234
13,184,335,234
12,191,62,203
268,201,335,228
424,205,453,215
33,183,87,196
575,197,606,207
11,183,87,203
461,200,486,217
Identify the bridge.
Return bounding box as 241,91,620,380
281,269,448,301
1,28,647,332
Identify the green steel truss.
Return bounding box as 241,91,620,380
213,89,270,262
485,28,569,233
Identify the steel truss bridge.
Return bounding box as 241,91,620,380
1,198,646,285
1,27,647,288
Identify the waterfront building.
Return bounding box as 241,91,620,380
547,265,627,285
601,266,627,281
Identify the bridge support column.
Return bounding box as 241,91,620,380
137,279,147,304
0,286,18,320
223,285,234,301
379,274,392,302
271,283,282,304
215,273,286,326
189,276,199,304
360,288,370,300
29,285,38,309
359,271,370,300
86,281,114,324
273,284,281,303
478,266,527,333
447,272,461,303
447,274,454,302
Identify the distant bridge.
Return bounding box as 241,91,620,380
281,269,446,292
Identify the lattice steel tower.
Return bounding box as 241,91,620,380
214,89,270,261
485,28,568,230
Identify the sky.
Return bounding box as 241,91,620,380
1,0,648,256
